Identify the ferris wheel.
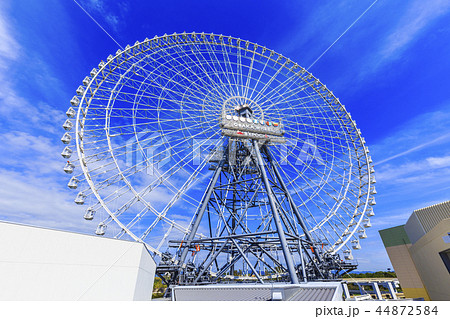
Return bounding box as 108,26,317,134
61,32,375,282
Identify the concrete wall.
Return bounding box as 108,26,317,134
0,221,155,300
409,219,450,301
379,225,430,300
384,244,430,300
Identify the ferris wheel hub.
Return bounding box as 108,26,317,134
222,96,263,120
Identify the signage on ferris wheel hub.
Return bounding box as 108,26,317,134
220,114,286,143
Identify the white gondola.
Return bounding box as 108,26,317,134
82,76,90,86
63,119,73,131
363,218,372,228
70,96,80,106
63,161,75,174
344,251,354,260
369,198,376,206
61,146,73,159
76,85,85,96
90,68,98,77
371,176,376,184
370,186,377,195
351,239,361,250
358,229,367,239
367,210,375,217
66,106,76,118
368,156,373,163
370,167,375,174
61,132,72,144
96,222,107,235
67,176,79,189
84,208,95,220
74,192,86,205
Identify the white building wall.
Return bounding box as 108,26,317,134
0,221,156,300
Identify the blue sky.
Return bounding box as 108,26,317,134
1,0,450,271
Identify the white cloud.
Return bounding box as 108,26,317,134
0,5,93,235
0,6,68,136
0,168,91,234
364,103,450,267
376,133,450,165
376,156,450,184
372,104,450,165
0,131,66,175
0,8,20,61
81,0,123,32
358,0,450,78
427,155,450,168
373,109,450,193
379,0,450,60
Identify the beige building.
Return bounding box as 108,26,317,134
379,200,450,301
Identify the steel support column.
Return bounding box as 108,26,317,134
253,140,299,284
342,283,351,299
263,145,322,263
387,282,398,300
179,159,225,267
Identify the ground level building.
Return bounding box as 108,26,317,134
0,221,156,300
379,200,450,301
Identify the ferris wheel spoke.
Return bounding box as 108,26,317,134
248,58,289,105
115,126,221,213
236,45,245,99
197,38,239,99
219,42,240,97
140,136,225,240
182,41,236,100
117,52,226,108
256,68,321,111
243,48,257,99
123,44,227,100
163,42,235,99
254,72,306,108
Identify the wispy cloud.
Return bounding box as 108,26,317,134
283,0,450,89
372,104,450,165
369,117,450,237
358,103,450,270
379,0,450,60
0,168,90,233
0,7,20,61
79,0,127,32
360,0,450,77
0,4,94,234
377,133,450,165
373,104,450,191
0,8,66,134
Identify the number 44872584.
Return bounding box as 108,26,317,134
375,306,438,316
